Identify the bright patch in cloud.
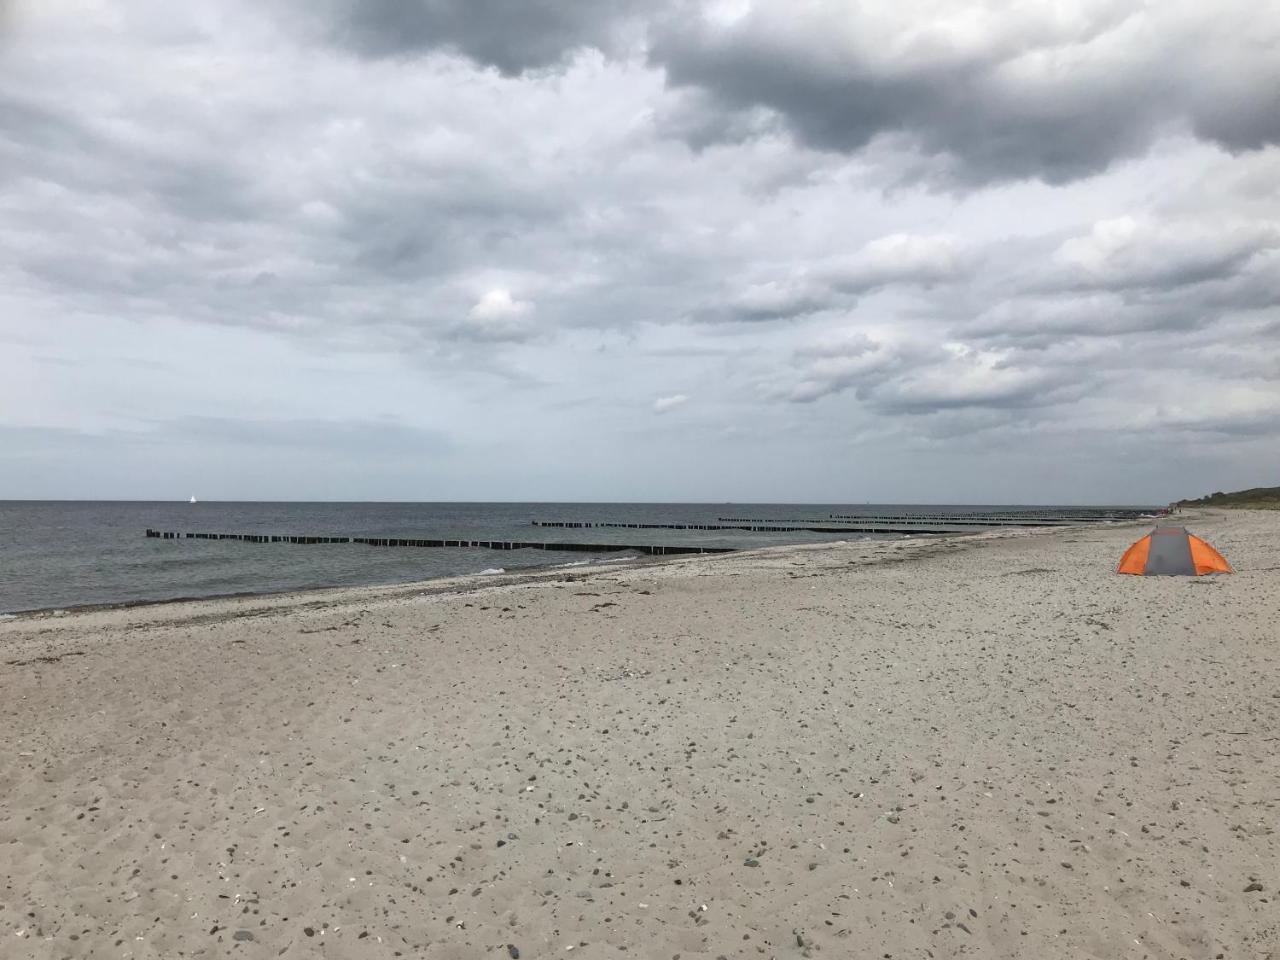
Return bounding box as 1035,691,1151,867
653,394,690,413
457,289,537,342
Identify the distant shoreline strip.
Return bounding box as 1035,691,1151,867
527,514,1128,533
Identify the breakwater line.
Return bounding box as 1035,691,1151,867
534,519,995,535
825,511,1146,523
716,514,1133,527
144,529,735,556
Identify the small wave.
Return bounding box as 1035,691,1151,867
554,559,592,568
0,613,16,621
479,567,505,575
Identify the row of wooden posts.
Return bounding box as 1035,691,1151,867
528,517,1052,535
826,511,1148,522
144,530,735,556
533,519,873,534
715,515,1126,528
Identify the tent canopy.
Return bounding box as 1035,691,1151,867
1118,526,1233,576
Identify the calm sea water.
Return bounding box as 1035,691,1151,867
0,501,1143,614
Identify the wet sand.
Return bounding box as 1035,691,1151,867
2,509,1277,959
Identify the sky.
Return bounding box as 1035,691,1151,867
2,0,1278,504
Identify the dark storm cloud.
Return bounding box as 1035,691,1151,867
297,2,1279,188
317,0,649,73
298,2,1278,187
648,2,1280,186
653,38,1151,185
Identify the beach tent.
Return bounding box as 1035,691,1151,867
1118,526,1233,576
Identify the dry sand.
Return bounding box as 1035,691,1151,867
2,509,1277,959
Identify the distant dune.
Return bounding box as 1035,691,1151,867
1179,486,1280,509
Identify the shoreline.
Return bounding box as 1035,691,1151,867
0,523,1079,623
4,509,1273,958
0,503,1159,620
0,527,962,621
1,515,1151,622
0,552,656,621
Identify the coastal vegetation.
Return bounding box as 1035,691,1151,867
1180,486,1280,509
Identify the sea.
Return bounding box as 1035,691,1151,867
0,501,1150,615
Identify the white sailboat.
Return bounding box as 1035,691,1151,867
189,495,198,504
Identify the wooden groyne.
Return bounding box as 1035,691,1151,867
827,511,1148,523
715,514,1141,527
144,530,734,556
720,516,1067,527
531,511,1150,535
534,519,970,535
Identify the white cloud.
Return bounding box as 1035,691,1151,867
653,394,690,413
784,330,1076,418
828,233,967,290
453,288,538,342
1050,216,1279,290
703,232,971,323
470,289,533,321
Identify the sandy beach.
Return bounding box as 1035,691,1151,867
2,509,1276,959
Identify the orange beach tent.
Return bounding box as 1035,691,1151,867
1118,526,1233,576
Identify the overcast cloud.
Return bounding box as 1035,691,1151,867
2,0,1277,503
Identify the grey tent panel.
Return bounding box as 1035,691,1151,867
1143,527,1196,576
